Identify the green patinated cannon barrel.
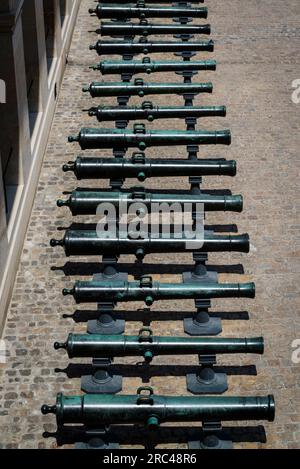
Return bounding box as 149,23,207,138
98,22,211,37
68,127,231,150
56,189,243,215
50,232,250,258
82,80,213,97
41,392,275,426
62,156,236,181
87,104,226,122
90,39,214,55
92,59,216,75
90,5,208,19
62,279,255,305
54,333,264,360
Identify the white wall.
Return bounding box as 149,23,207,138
0,0,80,334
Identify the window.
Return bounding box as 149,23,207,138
60,0,67,26
1,149,20,221
0,36,22,223
43,0,56,73
22,0,41,135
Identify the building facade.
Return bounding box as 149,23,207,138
0,0,80,332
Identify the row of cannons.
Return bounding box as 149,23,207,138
42,1,275,449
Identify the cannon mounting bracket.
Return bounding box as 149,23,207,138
132,152,146,164
183,312,222,337
121,72,133,83
110,150,126,189
110,18,130,24
121,53,134,62
87,301,125,335
185,116,197,130
187,145,199,157
188,421,233,449
176,69,198,78
175,50,197,60
184,297,222,336
173,2,197,30
182,252,218,284
173,17,193,24
182,92,196,106
87,267,127,335
75,427,120,450
186,353,228,394
117,95,130,108
174,33,195,42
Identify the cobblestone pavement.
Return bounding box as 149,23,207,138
0,0,299,449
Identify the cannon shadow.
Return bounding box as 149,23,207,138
62,308,250,323
43,423,267,448
52,261,245,277
56,222,238,233
63,188,234,197
55,362,258,380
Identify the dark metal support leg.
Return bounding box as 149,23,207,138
184,300,222,336
186,354,228,394
75,428,120,450
87,262,127,335
81,358,122,394
188,422,233,449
